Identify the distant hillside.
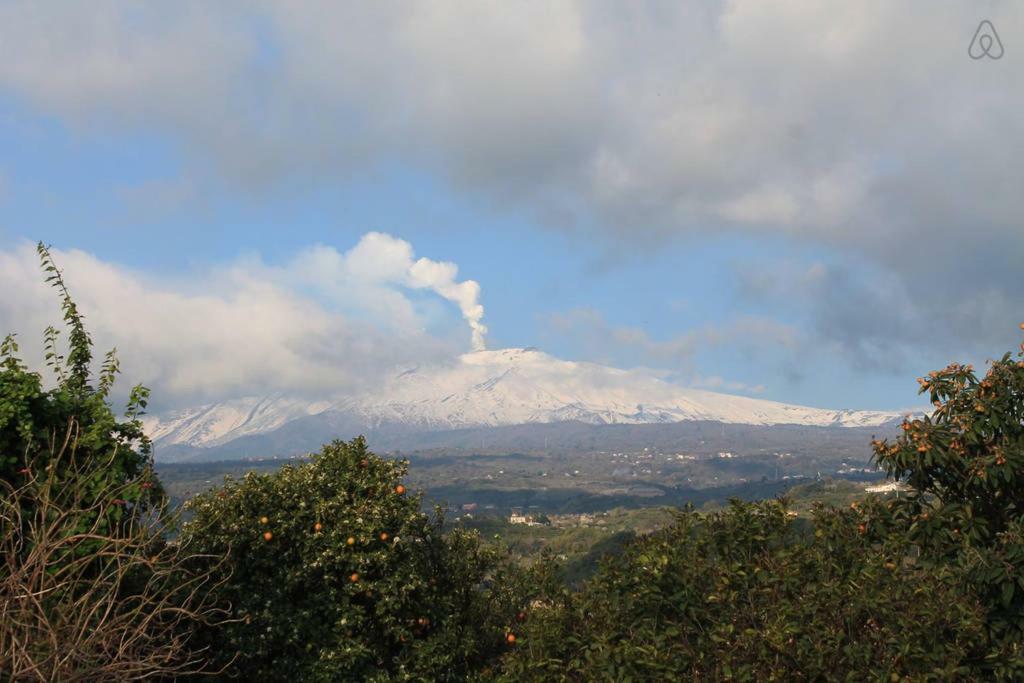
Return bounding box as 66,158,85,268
154,417,898,465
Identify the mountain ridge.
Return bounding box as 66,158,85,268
144,347,905,461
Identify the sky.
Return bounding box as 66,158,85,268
0,1,1021,413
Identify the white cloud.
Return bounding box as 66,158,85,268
0,233,486,407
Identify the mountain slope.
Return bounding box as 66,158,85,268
144,347,903,459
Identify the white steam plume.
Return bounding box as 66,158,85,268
343,232,488,350
408,259,487,350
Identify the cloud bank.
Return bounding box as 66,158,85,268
0,233,486,407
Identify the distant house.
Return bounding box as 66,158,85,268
864,481,908,494
509,510,530,525
461,503,478,512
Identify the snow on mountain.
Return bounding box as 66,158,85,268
144,396,332,448
144,347,902,450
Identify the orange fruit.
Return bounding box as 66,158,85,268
395,484,406,495
506,633,516,644
260,516,269,524
347,536,356,546
349,573,359,583
360,458,369,468
380,532,389,542
263,531,273,542
314,522,323,532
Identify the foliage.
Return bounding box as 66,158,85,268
0,243,162,543
0,246,224,679
873,334,1024,541
560,529,636,586
0,444,229,680
498,499,988,681
182,437,536,681
872,324,1024,676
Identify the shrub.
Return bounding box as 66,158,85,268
183,436,535,681
0,244,225,679
0,446,229,680
499,500,987,681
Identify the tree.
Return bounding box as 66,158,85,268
182,437,535,681
873,326,1024,542
872,324,1024,675
499,500,987,681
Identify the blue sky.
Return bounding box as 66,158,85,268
0,3,1021,412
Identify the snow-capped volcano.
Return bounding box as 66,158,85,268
144,347,901,455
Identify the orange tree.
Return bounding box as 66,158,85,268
181,436,535,681
497,499,986,681
872,324,1024,675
